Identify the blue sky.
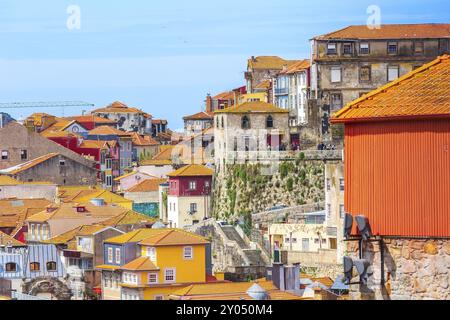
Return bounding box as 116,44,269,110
0,0,448,129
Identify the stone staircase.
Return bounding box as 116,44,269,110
220,225,267,266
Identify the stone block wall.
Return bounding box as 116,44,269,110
346,238,450,300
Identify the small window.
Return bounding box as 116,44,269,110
388,66,399,82
291,238,297,244
1,150,8,160
326,204,331,219
148,273,158,284
107,247,113,263
339,204,345,219
183,246,193,259
360,42,370,54
46,261,57,271
30,262,40,272
326,178,331,191
360,66,371,82
164,268,176,283
188,181,197,190
266,115,274,128
5,262,17,272
387,42,398,55
241,116,250,129
327,43,337,55
59,160,66,166
414,41,424,54
339,178,345,191
154,295,164,300
330,67,341,83
330,93,343,111
20,150,28,160
343,43,352,55
189,203,197,214
147,247,156,261
221,117,224,129
115,248,121,264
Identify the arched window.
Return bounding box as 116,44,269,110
30,262,40,272
5,262,17,272
46,261,57,271
266,115,274,128
241,116,250,129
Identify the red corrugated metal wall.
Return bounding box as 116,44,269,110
345,119,450,237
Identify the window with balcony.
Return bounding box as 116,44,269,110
388,66,399,82
387,42,398,55
360,65,371,82
359,42,370,54
327,43,337,55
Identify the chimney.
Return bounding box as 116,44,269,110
271,262,284,290
205,94,213,113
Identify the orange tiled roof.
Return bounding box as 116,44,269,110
88,125,131,136
138,229,209,246
121,256,159,271
139,145,177,166
152,119,167,124
314,23,450,40
331,54,450,123
126,178,167,193
91,101,145,114
248,56,299,70
0,231,25,247
280,59,310,74
65,115,117,124
130,132,159,146
105,228,168,244
183,111,214,121
212,91,234,100
78,139,114,149
254,80,272,90
0,198,52,228
214,101,289,114
167,164,213,177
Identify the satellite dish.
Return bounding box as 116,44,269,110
343,214,353,239
355,215,372,240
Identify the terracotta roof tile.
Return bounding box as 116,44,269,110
314,23,450,40
183,111,214,121
126,178,167,192
214,101,289,114
138,229,209,246
279,59,310,74
65,115,117,124
248,56,299,70
105,228,168,244
331,54,450,122
91,101,145,114
212,91,235,100
0,231,26,247
88,125,131,136
121,256,159,271
254,80,272,90
130,132,159,146
167,164,213,177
